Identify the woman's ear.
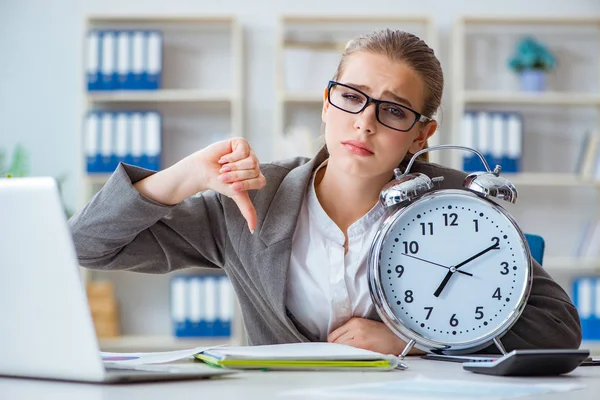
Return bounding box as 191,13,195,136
409,121,438,155
321,87,329,123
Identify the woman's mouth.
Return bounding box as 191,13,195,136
342,140,374,156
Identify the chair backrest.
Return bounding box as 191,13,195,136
524,233,545,266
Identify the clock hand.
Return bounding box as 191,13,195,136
453,241,500,270
401,253,473,277
434,270,453,297
433,240,499,297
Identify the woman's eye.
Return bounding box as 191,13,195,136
342,93,364,103
384,105,407,118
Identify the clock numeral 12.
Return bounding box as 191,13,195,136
443,213,458,226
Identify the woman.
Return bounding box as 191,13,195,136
70,29,581,355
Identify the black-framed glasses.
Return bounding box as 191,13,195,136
327,81,432,132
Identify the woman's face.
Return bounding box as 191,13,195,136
322,51,436,180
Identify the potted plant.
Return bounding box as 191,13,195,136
1,145,72,217
508,36,557,92
0,144,29,177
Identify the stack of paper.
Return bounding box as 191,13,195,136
194,342,405,371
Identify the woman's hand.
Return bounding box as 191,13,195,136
327,317,424,356
196,138,266,233
134,137,266,233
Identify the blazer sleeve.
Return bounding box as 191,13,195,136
69,163,229,274
484,260,582,352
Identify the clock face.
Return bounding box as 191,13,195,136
370,190,531,350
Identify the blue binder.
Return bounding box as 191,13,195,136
145,30,163,90
573,277,600,341
116,30,131,90
86,30,102,91
171,276,188,337
131,31,145,90
170,275,233,338
85,112,101,172
504,113,523,173
99,30,117,90
462,111,479,172
144,112,161,171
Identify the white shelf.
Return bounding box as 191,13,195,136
461,16,600,26
98,334,232,352
544,257,600,272
86,89,235,103
462,91,600,106
502,173,600,188
88,15,236,24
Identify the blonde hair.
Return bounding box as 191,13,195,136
332,29,443,162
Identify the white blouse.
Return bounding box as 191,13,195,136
285,160,388,341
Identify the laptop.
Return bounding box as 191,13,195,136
0,177,237,383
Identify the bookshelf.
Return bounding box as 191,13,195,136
450,16,600,273
78,15,245,350
79,15,243,209
273,15,441,163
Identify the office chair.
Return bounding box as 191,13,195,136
524,233,545,266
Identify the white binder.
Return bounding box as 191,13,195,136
99,113,114,171
85,113,99,172
146,31,162,89
189,276,204,335
114,113,129,168
100,30,116,90
86,31,100,91
170,276,187,335
131,31,145,89
130,112,144,166
116,31,131,90
204,276,217,336
144,112,161,170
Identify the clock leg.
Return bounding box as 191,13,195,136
399,339,416,359
493,337,508,355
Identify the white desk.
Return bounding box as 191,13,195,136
0,358,598,399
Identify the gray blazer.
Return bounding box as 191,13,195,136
69,147,582,351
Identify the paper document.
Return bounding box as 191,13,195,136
285,378,585,399
101,345,223,366
194,342,404,371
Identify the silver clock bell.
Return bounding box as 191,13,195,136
380,145,518,208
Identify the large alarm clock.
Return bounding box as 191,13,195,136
368,145,533,358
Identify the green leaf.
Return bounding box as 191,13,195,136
8,144,29,177
0,149,6,176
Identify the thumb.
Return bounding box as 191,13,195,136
231,191,258,233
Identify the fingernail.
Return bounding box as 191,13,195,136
250,229,254,234
218,157,227,164
220,166,231,173
219,174,230,182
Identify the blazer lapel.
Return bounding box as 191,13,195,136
256,147,328,330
